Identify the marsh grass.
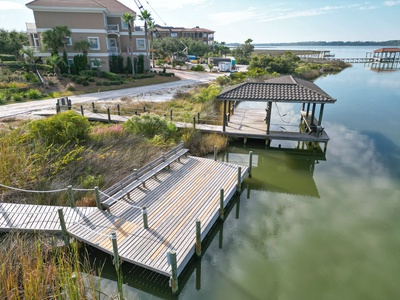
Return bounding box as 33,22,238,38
0,233,103,299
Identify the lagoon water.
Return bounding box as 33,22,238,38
98,47,400,299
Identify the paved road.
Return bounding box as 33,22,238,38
0,70,222,119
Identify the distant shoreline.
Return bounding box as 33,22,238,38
228,40,400,47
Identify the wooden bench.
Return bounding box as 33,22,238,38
100,142,188,209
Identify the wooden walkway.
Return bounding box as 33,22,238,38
0,203,96,233
67,155,248,276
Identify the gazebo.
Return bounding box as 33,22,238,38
216,75,336,150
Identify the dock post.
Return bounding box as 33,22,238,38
170,109,173,121
195,219,201,257
142,207,149,229
197,112,200,123
57,208,70,246
170,250,178,294
111,232,123,299
248,151,253,178
237,167,242,193
56,102,60,113
92,102,95,112
195,257,201,290
80,105,84,116
94,186,101,210
193,117,196,129
67,185,75,207
214,146,217,161
219,188,224,219
107,108,111,123
117,104,121,115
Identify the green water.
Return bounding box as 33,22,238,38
95,60,400,299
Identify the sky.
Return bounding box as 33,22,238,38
1,0,399,43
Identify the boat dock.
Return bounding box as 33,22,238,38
0,144,249,293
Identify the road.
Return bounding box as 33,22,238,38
0,69,222,119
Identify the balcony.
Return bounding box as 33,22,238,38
108,47,120,55
107,24,119,33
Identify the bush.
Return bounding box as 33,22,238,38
102,71,120,81
110,80,122,85
102,81,110,86
35,64,53,72
11,92,23,102
133,73,155,79
158,72,175,77
81,80,89,86
27,110,91,146
66,83,76,91
191,65,205,71
0,54,16,61
123,113,178,142
95,81,103,86
25,88,42,99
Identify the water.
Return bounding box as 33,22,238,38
95,47,400,299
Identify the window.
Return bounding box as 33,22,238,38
121,18,129,30
88,37,100,50
170,32,178,38
67,59,73,66
136,38,146,50
65,37,72,46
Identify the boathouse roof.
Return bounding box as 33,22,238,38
373,48,400,53
216,75,336,103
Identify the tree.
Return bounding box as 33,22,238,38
122,12,136,75
46,55,65,80
20,47,36,71
231,38,254,64
41,25,71,57
0,29,29,56
139,10,153,70
73,40,91,56
148,20,156,68
91,59,104,77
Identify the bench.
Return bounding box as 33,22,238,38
100,142,188,209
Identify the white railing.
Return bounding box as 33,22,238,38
107,24,119,32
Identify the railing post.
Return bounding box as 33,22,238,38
80,105,84,116
197,112,200,124
237,167,242,193
248,151,253,178
117,104,121,115
107,108,111,123
67,185,75,207
170,250,178,294
143,106,146,113
67,98,72,110
195,219,201,257
219,188,224,219
142,207,149,229
170,109,173,121
56,102,60,113
94,186,101,210
92,101,95,113
57,208,70,246
193,116,196,129
214,146,217,161
111,232,123,299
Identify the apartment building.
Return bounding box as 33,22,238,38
154,25,215,45
25,0,147,71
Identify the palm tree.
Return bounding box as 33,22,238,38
46,54,64,80
73,40,91,56
20,47,36,71
122,12,136,75
148,20,156,68
139,10,153,71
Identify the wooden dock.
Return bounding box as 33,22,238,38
67,155,247,277
0,203,96,233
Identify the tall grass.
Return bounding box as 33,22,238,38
0,233,102,299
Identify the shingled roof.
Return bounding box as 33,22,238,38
216,75,336,103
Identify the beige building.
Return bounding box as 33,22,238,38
154,25,215,45
25,0,147,71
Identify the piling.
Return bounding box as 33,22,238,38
195,219,201,256
117,104,121,115
237,167,242,193
107,108,111,123
92,102,95,112
248,151,253,178
214,146,218,161
111,232,123,298
219,188,224,219
57,208,70,246
94,186,101,210
193,117,196,129
170,109,173,121
67,185,75,207
170,250,178,294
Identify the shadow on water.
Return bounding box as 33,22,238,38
361,130,400,179
221,138,327,198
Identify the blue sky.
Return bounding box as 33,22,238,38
1,0,399,43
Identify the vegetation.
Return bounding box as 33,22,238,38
0,29,28,57
122,12,136,75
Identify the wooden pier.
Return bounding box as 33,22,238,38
0,145,248,290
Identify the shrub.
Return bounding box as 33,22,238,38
25,88,42,99
66,83,76,91
193,84,222,103
158,72,175,77
95,81,103,86
0,54,16,61
81,80,89,86
47,80,55,86
123,113,178,142
11,92,23,102
191,65,205,72
102,81,110,86
35,64,53,72
102,71,120,81
27,110,90,146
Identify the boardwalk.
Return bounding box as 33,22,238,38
68,155,248,276
0,203,96,233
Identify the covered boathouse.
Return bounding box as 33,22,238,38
216,75,337,151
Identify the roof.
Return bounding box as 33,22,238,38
216,75,336,103
155,25,214,33
26,0,134,14
374,48,400,53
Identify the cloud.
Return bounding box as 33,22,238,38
0,1,26,10
384,0,400,6
207,9,260,26
134,0,208,10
